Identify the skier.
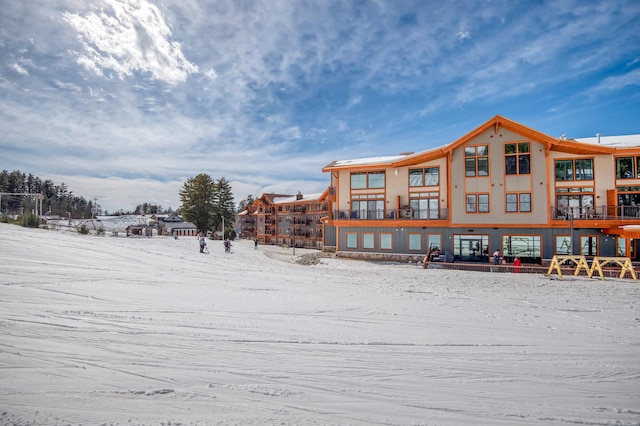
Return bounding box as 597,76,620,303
198,234,206,253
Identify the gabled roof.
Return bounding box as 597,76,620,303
255,193,293,206
323,115,638,170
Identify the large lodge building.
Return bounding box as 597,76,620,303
243,115,640,264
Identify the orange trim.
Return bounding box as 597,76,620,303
602,227,640,238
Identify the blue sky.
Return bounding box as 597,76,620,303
1,0,639,213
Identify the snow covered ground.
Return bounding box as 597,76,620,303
1,223,639,425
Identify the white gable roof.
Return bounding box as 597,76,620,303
273,193,324,204
574,134,640,148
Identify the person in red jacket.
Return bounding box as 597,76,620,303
513,256,522,273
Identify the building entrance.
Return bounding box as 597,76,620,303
453,234,489,262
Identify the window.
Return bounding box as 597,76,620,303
503,235,541,263
346,232,357,249
351,172,385,189
409,167,439,187
575,159,594,180
556,187,594,218
506,193,531,212
478,194,489,212
466,194,476,213
363,233,375,249
505,142,530,175
465,145,489,177
409,192,440,219
380,233,392,250
428,234,441,251
466,193,489,213
616,157,634,179
453,234,489,260
616,186,640,217
409,233,422,251
555,158,593,181
351,194,385,219
555,160,573,181
556,236,572,255
617,238,627,257
580,235,597,256
519,193,531,212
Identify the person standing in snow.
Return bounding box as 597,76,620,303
198,234,206,253
254,238,258,250
493,249,501,265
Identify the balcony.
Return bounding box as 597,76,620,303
332,208,449,221
551,205,640,221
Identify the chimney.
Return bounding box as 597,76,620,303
597,133,601,144
296,191,303,200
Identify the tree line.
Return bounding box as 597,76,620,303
0,170,172,218
0,170,96,218
1,170,258,237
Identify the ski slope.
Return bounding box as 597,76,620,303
1,223,639,425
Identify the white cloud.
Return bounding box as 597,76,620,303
594,68,640,92
63,0,198,85
456,30,470,41
10,63,29,75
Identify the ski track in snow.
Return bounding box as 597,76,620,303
1,223,639,425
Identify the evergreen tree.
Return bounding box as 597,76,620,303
213,177,235,238
237,194,255,211
179,173,217,233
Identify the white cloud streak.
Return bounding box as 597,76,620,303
63,0,198,84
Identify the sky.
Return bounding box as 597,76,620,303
1,0,639,213
2,222,640,424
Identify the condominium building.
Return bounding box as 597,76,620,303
252,190,329,249
321,115,640,263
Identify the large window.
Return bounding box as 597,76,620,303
351,172,385,189
466,193,489,213
616,157,635,179
556,187,594,218
617,187,640,217
505,142,530,175
465,145,489,177
409,167,439,187
555,158,594,181
351,194,385,219
410,192,440,219
503,235,541,263
506,193,531,212
453,234,488,261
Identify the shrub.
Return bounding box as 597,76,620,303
18,213,40,228
77,224,89,234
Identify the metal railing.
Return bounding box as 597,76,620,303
551,205,640,221
332,208,449,220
